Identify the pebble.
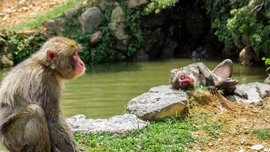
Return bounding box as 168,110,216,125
208,143,213,147
251,144,264,151
263,148,270,152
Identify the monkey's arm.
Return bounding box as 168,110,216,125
197,62,217,94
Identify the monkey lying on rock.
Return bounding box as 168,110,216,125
0,37,85,152
170,59,247,98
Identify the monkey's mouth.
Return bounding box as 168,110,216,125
178,75,194,87
75,67,86,76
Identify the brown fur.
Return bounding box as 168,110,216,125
264,75,270,85
239,45,260,66
0,37,85,152
170,59,238,95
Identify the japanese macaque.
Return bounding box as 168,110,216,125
264,75,270,85
170,59,238,95
239,45,260,66
0,37,85,152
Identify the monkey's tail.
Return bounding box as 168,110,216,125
216,91,235,111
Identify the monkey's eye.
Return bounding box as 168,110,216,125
73,50,78,61
180,75,185,80
73,50,78,56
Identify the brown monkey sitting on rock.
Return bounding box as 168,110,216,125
170,59,245,97
0,37,85,152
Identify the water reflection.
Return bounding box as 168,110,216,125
0,58,267,119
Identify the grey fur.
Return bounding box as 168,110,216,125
0,37,84,152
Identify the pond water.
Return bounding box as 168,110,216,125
0,58,267,119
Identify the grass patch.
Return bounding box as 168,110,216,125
75,117,198,151
252,128,270,140
191,115,222,139
185,85,224,95
9,0,86,31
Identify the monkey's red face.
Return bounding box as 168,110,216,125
73,50,85,76
178,75,194,88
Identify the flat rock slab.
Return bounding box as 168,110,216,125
124,85,189,121
67,114,149,137
227,82,270,103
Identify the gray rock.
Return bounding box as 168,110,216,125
251,144,264,151
65,8,79,18
44,18,66,36
227,82,270,103
108,6,132,54
147,11,167,30
184,8,207,40
79,7,103,31
135,48,149,61
67,114,149,137
144,28,166,58
124,85,189,121
161,38,178,58
89,31,103,45
127,0,149,9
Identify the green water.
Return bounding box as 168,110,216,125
0,59,268,119
0,58,268,151
60,58,267,119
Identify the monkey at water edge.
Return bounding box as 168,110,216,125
239,45,260,66
170,59,247,98
0,37,85,152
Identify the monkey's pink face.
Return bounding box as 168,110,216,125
73,50,85,76
178,75,194,88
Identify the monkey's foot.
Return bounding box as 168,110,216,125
217,78,238,87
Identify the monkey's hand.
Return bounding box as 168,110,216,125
208,86,217,95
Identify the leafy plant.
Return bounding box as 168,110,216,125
145,0,179,14
121,2,149,57
262,57,270,71
185,85,209,93
9,33,46,63
205,0,270,57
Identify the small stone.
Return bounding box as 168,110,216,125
240,140,245,145
251,144,264,151
244,127,249,130
208,143,213,147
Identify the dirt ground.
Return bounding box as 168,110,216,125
0,0,66,28
190,93,270,152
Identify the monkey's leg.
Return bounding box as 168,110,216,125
212,59,233,78
2,103,50,152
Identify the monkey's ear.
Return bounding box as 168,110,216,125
46,50,56,62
